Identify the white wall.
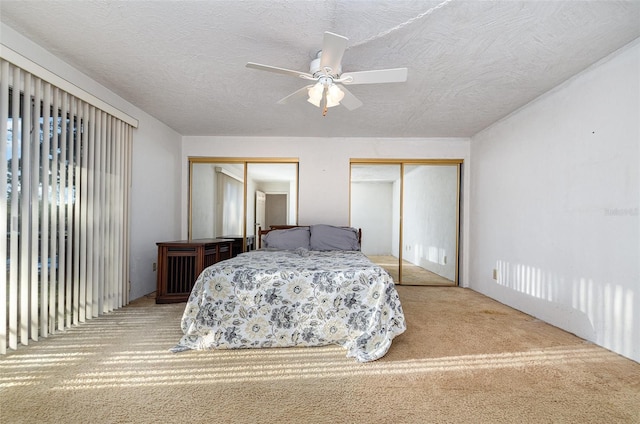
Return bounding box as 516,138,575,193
129,118,181,300
181,137,471,285
470,39,640,362
2,23,183,301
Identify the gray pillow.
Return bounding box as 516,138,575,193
263,227,310,250
309,225,360,251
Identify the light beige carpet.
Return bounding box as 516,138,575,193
1,286,639,424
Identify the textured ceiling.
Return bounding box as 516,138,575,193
1,0,639,137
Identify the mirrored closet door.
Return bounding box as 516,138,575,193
189,158,298,253
401,163,459,285
350,160,461,286
190,161,245,240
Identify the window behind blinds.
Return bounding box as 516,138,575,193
0,58,134,354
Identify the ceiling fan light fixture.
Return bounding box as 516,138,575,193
307,96,322,107
325,83,344,107
307,82,324,107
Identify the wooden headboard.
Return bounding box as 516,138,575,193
257,225,362,249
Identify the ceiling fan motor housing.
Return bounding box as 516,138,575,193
310,51,341,77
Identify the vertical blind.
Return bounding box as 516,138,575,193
0,58,133,354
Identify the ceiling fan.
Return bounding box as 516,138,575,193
246,32,408,116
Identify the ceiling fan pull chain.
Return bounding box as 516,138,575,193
322,84,328,116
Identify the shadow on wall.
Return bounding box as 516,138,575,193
495,260,636,359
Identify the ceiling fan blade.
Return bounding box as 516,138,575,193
338,85,363,111
340,68,408,85
246,62,313,79
277,85,312,105
319,32,348,74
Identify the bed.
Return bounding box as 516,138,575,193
172,225,406,362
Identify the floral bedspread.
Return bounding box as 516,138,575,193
172,249,406,362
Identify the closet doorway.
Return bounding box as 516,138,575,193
350,160,461,286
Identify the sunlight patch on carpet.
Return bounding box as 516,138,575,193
17,344,616,390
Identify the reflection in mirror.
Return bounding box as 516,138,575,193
246,163,298,237
190,159,298,254
402,164,458,285
350,161,460,286
350,164,401,281
190,162,245,239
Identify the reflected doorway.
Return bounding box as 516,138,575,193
265,193,287,228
